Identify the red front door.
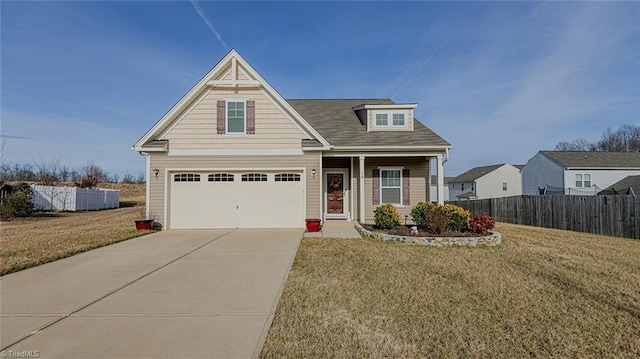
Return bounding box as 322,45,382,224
326,173,344,214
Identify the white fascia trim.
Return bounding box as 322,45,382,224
302,146,332,151
167,148,304,156
565,167,640,170
132,146,167,152
352,103,418,110
323,152,447,158
332,145,451,151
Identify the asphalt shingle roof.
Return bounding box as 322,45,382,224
450,164,505,183
286,99,451,148
599,175,640,195
542,151,640,168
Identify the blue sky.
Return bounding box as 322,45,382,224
2,1,639,178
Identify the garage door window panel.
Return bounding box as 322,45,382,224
275,173,301,182
174,173,201,182
242,173,268,182
209,173,234,182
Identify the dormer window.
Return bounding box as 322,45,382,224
392,113,405,126
373,111,406,128
352,103,417,132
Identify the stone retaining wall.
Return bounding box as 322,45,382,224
354,223,501,247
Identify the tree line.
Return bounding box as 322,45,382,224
0,158,144,186
555,124,640,152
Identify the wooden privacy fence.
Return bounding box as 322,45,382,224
31,185,120,211
447,195,640,239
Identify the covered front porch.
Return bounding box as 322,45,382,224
318,153,447,224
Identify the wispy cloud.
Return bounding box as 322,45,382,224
0,134,34,141
189,0,229,50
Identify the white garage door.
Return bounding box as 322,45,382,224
169,171,304,229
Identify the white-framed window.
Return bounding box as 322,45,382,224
471,183,475,191
461,183,465,191
375,113,388,126
392,113,405,126
576,174,591,187
502,182,508,191
373,111,407,128
275,173,301,182
380,169,402,205
174,173,200,182
242,173,267,182
227,100,245,134
208,173,234,182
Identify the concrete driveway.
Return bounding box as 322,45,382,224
1,228,302,358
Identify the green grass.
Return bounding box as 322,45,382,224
260,223,640,358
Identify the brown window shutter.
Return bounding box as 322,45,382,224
372,169,380,205
403,169,410,205
217,101,226,134
246,100,255,134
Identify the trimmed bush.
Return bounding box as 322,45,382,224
0,183,34,219
468,215,496,235
442,204,470,232
374,203,401,229
410,202,436,227
425,206,449,235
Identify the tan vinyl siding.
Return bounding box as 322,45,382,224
161,88,306,149
148,153,320,228
362,157,429,224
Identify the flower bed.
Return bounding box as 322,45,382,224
355,222,501,247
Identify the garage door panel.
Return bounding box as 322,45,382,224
169,171,304,229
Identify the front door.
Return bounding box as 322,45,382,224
326,173,345,215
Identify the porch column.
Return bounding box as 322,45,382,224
359,156,365,223
436,154,444,205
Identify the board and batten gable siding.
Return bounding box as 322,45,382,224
355,157,429,224
475,165,522,199
522,152,564,195
160,88,307,149
147,153,321,228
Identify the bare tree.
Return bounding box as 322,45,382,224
33,157,63,211
554,138,596,151
555,124,640,152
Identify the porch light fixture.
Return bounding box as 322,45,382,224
153,168,160,178
311,168,316,179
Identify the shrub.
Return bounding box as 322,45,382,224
468,215,496,235
410,202,437,227
374,203,401,229
0,183,34,219
442,204,470,231
425,206,449,235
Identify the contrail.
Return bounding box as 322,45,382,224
190,0,229,49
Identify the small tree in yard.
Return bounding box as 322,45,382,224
0,183,34,219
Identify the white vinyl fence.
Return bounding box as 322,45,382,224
31,185,120,211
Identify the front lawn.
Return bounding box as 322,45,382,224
260,223,640,358
0,184,150,275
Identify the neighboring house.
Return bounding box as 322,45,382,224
132,50,451,229
522,151,640,195
448,164,522,200
598,175,640,195
429,175,452,202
